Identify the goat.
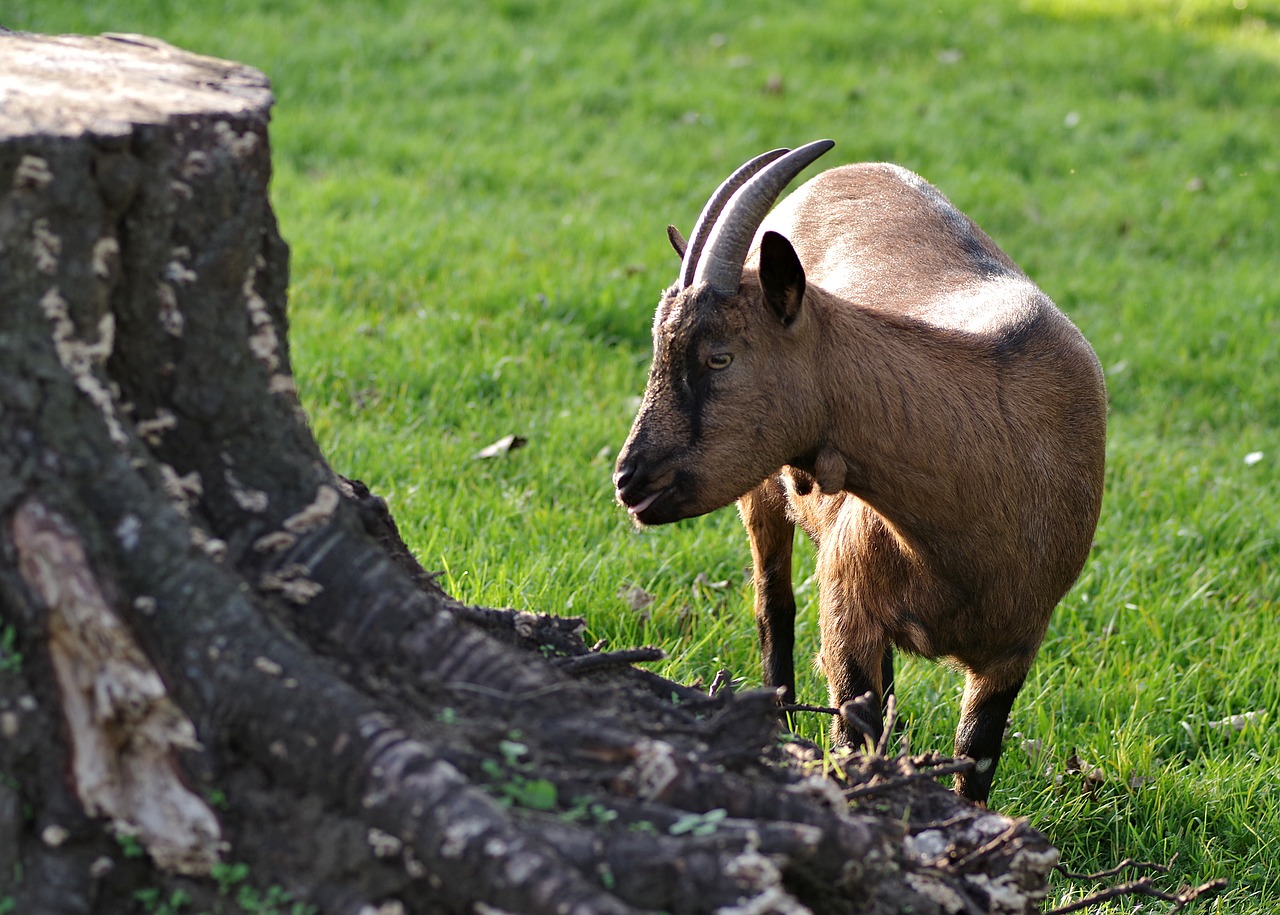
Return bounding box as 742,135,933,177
613,140,1106,804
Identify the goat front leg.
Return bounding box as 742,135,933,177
953,666,1028,805
738,480,797,705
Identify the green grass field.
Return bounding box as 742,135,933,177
12,0,1280,910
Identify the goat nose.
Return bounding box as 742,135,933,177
613,459,635,490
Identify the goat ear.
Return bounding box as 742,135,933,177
760,231,805,326
666,225,688,258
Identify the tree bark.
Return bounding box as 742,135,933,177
0,31,1059,914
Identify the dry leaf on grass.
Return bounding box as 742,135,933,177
473,434,527,460
617,584,655,613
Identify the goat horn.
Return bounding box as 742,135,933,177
692,139,835,296
678,146,790,290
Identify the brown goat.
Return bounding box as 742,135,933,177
613,140,1106,804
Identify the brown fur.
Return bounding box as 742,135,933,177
615,162,1106,803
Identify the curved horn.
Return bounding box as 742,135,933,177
678,147,790,290
692,139,835,296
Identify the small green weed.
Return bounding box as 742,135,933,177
133,886,191,915
210,861,249,896
669,808,728,837
234,883,315,915
480,748,559,812
474,731,560,810
210,860,315,915
116,832,146,860
0,626,23,674
561,796,620,826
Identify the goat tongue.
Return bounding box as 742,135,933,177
625,489,664,516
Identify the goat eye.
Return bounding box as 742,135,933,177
706,353,733,370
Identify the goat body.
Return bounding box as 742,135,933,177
614,142,1106,803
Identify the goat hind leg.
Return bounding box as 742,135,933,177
824,648,887,748
881,646,895,716
953,666,1028,805
817,613,887,748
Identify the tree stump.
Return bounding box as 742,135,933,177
0,31,1059,914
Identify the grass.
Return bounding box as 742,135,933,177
11,0,1280,909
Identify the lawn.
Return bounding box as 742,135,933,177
11,0,1280,910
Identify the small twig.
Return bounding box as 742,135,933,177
779,701,840,715
1045,876,1227,915
707,667,732,696
1167,880,1230,913
1049,856,1225,914
910,812,971,833
844,758,974,799
1055,855,1175,882
838,693,880,739
556,646,665,675
949,821,1022,872
875,693,898,757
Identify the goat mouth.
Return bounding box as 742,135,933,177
621,487,667,520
